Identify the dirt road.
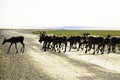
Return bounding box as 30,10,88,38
0,29,120,80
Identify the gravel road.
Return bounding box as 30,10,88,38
0,29,120,80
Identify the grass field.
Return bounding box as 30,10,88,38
32,30,120,37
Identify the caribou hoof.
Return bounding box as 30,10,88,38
92,53,95,55
44,49,46,51
85,51,87,53
97,51,99,54
113,51,116,53
92,52,95,55
101,53,104,55
107,52,110,54
22,50,24,53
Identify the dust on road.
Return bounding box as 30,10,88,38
0,29,120,80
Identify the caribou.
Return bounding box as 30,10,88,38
38,31,120,54
67,36,82,51
39,31,67,53
110,37,120,53
2,36,25,53
52,35,67,53
84,36,105,54
39,31,54,51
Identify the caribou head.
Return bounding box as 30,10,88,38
2,38,6,45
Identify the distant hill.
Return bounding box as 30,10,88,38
55,26,90,30
54,26,120,30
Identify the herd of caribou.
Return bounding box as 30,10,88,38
2,31,120,55
39,31,120,55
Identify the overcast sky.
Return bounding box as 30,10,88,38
0,0,120,29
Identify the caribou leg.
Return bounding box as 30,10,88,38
96,44,100,54
77,42,82,51
85,44,89,53
20,42,25,53
47,42,51,49
88,44,92,51
107,45,111,54
52,43,56,52
56,44,59,51
64,42,67,52
23,43,25,53
81,43,85,50
7,43,12,53
44,42,47,51
101,45,105,54
69,43,73,51
15,43,18,53
112,45,116,53
58,43,61,53
92,44,96,55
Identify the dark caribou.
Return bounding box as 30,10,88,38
2,36,25,53
38,31,120,54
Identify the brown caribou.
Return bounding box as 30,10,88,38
2,36,25,53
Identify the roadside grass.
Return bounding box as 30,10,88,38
32,30,120,38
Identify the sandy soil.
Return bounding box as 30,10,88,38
0,29,120,80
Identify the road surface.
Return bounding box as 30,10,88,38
0,29,120,80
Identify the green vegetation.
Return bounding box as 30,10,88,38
32,30,120,37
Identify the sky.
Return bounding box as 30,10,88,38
0,0,120,29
